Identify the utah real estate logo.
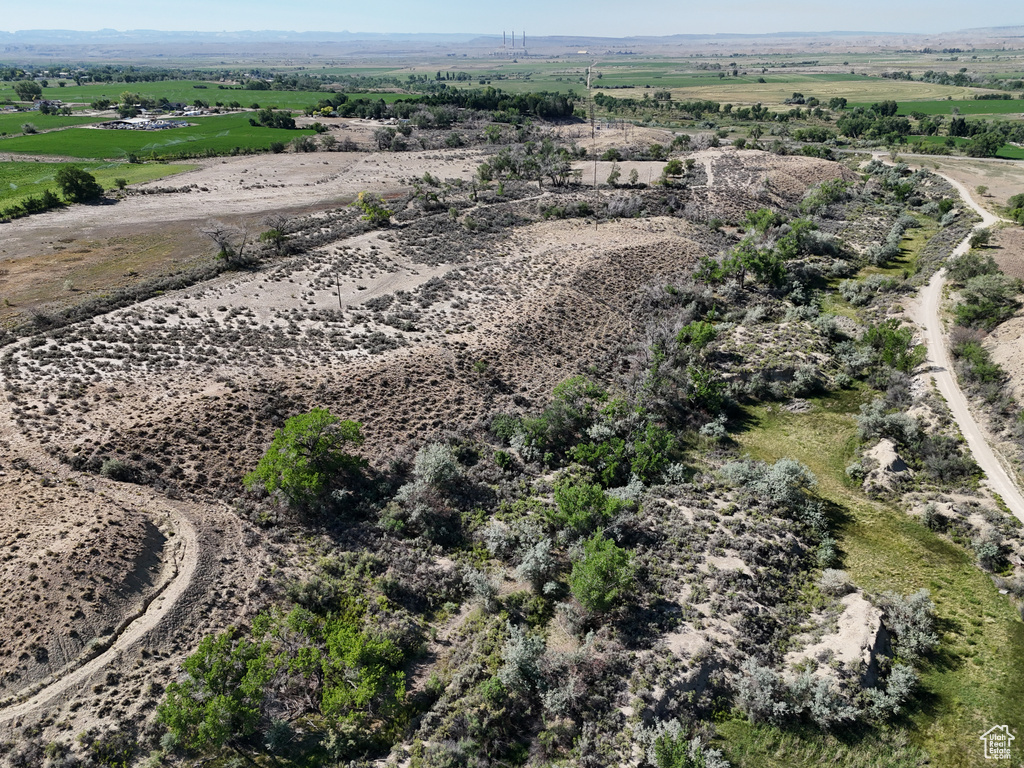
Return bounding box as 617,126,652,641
980,725,1015,760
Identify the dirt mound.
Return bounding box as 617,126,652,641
0,454,170,700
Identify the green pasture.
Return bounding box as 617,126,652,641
731,393,1024,768
0,112,314,160
0,111,99,135
904,135,1024,160
0,79,328,110
0,160,195,207
847,99,1024,116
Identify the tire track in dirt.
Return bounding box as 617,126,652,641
911,170,1024,524
0,382,204,724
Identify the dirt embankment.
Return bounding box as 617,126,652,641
0,147,850,739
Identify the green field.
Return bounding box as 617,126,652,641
848,99,1024,116
0,111,99,135
732,394,1024,768
0,160,195,207
0,79,329,110
904,134,1024,160
0,112,314,160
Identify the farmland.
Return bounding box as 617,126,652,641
0,112,315,159
0,79,329,110
0,160,195,206
0,111,99,135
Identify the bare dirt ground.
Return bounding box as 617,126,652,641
910,173,1024,523
0,146,850,743
916,156,1024,216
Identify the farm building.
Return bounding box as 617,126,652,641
98,117,190,131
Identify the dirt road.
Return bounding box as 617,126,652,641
912,174,1024,524
0,508,198,724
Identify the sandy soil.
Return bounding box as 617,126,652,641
914,156,1024,217
911,176,1024,524
0,146,850,741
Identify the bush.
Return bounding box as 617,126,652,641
568,532,634,614
818,569,854,596
862,319,927,373
735,658,790,724
720,458,817,511
412,443,460,488
551,475,623,535
876,589,938,662
352,191,393,227
947,249,999,284
100,458,135,482
497,622,545,694
953,273,1021,331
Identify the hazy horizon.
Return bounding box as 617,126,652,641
1,0,1022,39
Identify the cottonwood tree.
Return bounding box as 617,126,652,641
55,166,104,203
244,408,365,507
13,80,42,101
201,221,252,267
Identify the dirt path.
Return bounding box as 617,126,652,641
0,507,198,723
911,174,1024,524
0,391,203,724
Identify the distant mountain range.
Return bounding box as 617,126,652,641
1,26,1022,44
2,27,1023,60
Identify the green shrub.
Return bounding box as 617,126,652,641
551,475,623,535
243,408,365,506
568,532,634,614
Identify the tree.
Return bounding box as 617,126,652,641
259,214,291,256
54,166,103,203
568,532,634,614
157,628,277,759
244,408,365,506
13,80,42,101
352,191,393,227
969,227,992,249
660,158,684,185
201,222,251,267
606,161,622,187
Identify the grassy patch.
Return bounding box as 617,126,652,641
848,99,1024,117
0,161,195,208
858,215,939,279
717,720,929,768
0,112,99,135
733,394,1024,768
0,112,314,159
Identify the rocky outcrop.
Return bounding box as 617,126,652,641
785,592,891,688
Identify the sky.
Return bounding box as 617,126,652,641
1,0,1022,38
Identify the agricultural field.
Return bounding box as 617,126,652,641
0,79,330,110
849,98,1024,116
0,111,315,159
0,160,195,207
0,111,99,135
602,78,990,106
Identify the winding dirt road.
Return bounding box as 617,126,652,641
912,172,1024,524
0,400,202,726
0,508,199,724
